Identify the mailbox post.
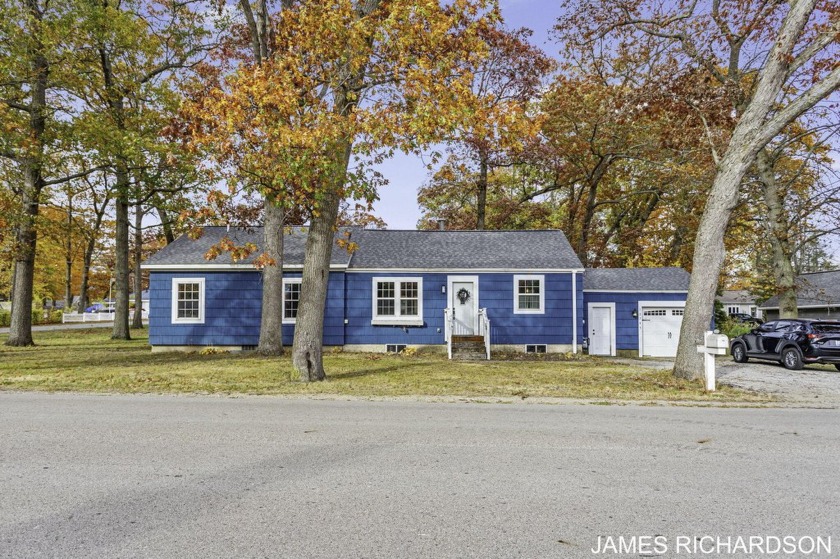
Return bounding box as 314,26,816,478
696,331,728,391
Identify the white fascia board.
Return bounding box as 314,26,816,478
582,289,689,294
143,264,348,271
348,268,585,274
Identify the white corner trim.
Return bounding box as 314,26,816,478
572,271,577,353
171,277,205,325
513,274,545,314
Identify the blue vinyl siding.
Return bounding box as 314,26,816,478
583,291,687,351
149,271,345,347
344,272,581,346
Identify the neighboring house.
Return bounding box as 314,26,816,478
760,270,840,321
584,268,690,358
719,290,763,319
143,227,690,358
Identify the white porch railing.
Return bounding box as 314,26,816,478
444,308,454,359
478,308,491,360
444,307,490,360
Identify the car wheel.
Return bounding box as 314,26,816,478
782,347,803,370
731,343,748,363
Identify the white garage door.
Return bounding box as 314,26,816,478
641,307,684,357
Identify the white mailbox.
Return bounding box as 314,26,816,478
704,332,729,354
697,330,729,391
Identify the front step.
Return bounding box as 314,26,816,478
450,336,488,361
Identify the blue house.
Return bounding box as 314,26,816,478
143,227,689,358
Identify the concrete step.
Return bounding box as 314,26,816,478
451,338,488,361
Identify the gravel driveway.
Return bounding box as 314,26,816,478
717,359,840,407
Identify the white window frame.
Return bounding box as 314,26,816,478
371,277,424,326
171,277,205,324
513,274,545,314
282,278,302,324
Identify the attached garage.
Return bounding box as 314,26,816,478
583,268,690,358
639,303,685,357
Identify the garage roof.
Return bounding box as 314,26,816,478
584,267,690,291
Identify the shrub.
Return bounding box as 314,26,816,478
719,318,754,339
0,310,10,327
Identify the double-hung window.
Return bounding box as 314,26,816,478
171,278,205,324
513,274,545,314
283,278,302,324
372,277,423,325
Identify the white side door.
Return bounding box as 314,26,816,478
588,304,614,356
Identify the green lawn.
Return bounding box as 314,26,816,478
0,329,769,403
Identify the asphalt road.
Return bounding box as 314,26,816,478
1,394,838,558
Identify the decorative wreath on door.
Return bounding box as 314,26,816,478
456,288,471,305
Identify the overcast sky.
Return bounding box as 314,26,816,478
372,0,555,229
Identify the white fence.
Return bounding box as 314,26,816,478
62,310,148,323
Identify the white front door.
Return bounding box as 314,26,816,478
588,305,614,356
640,307,684,357
449,278,478,335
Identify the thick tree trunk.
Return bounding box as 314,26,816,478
6,17,47,347
111,191,131,339
291,188,341,381
292,136,351,381
131,204,144,329
257,201,285,355
672,0,831,380
7,181,39,346
757,149,797,318
476,156,488,230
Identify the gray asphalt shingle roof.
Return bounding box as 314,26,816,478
760,270,840,309
144,227,584,270
348,229,583,270
583,267,690,291
143,226,353,267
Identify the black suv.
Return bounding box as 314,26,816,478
730,319,840,370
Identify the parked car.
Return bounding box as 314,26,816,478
730,318,840,370
729,312,763,325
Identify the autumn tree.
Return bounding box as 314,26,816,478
189,0,499,380
0,0,92,345
440,26,553,230
561,0,840,379
70,0,211,340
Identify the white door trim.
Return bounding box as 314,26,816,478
638,300,686,356
587,302,616,356
447,275,480,334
